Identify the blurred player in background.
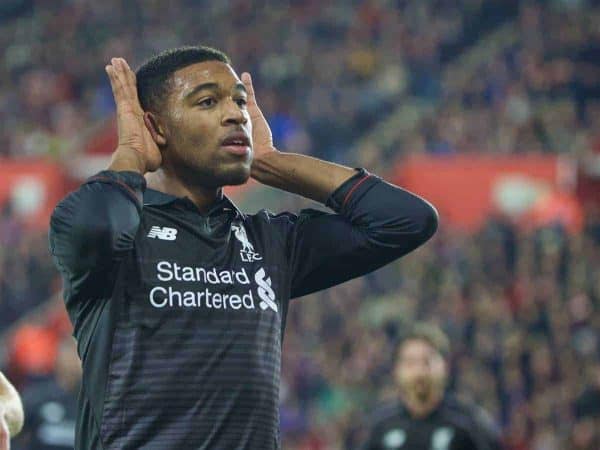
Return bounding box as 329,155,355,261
361,323,501,450
11,337,80,450
48,46,437,449
0,371,24,450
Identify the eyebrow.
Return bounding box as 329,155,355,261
184,82,247,100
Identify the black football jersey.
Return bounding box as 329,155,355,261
49,169,437,449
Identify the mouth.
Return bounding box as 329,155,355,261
413,378,435,398
221,132,251,157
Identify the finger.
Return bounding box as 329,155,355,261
241,72,257,105
105,65,125,104
106,65,131,112
111,59,133,100
118,58,138,100
107,68,129,137
108,61,141,120
121,58,137,85
115,58,143,115
241,72,253,95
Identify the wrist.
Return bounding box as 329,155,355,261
250,147,279,180
109,147,148,174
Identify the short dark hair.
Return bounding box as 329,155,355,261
136,45,231,113
398,323,451,359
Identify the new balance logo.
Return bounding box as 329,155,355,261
147,226,178,241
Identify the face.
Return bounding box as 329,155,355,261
158,60,253,188
395,339,447,407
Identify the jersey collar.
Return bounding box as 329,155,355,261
143,188,244,218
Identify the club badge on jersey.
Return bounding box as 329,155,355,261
232,223,262,262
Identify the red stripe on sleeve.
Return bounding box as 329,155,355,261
88,176,141,205
342,175,371,208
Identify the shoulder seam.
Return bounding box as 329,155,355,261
88,176,143,212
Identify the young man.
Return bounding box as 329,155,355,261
360,324,501,450
49,46,438,449
0,371,24,450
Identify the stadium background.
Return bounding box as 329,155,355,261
1,0,600,448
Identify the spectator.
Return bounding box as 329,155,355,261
359,323,501,450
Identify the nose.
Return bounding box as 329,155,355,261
222,98,247,126
415,365,431,376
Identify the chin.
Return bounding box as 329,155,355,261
220,167,251,186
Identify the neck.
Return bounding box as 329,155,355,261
146,167,222,212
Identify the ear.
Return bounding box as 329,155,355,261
143,111,167,146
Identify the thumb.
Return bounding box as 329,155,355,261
241,72,257,106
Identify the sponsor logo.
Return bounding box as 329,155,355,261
147,226,178,241
149,285,256,310
255,268,277,312
232,223,262,262
148,261,278,313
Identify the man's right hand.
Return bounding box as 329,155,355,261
105,57,162,173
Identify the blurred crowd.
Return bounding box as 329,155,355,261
280,208,600,449
2,1,598,166
1,0,600,449
0,0,514,162
0,203,56,331
399,1,600,160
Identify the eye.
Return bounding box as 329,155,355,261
197,97,216,108
235,98,247,108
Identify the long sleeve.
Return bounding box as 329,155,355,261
287,169,438,298
49,170,146,310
